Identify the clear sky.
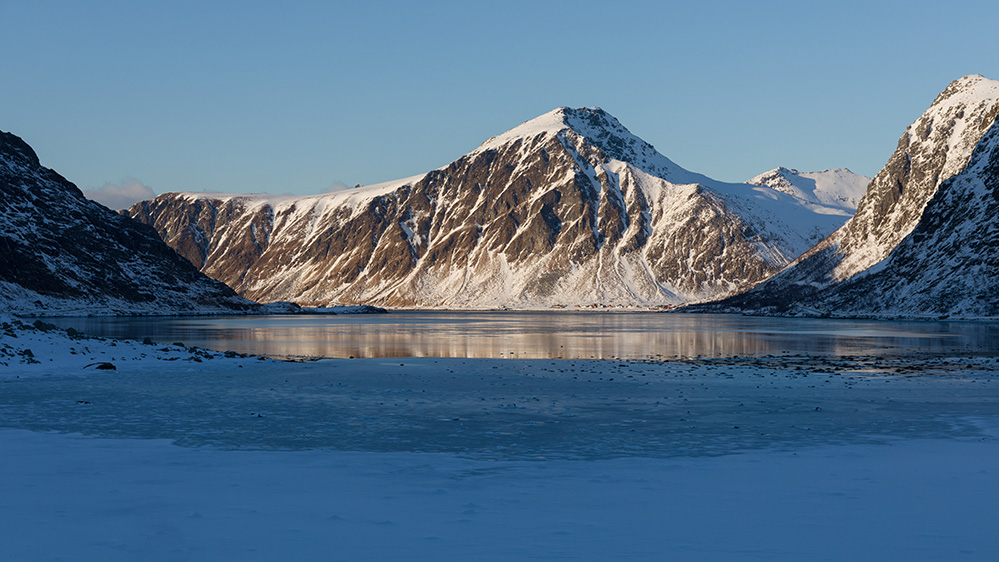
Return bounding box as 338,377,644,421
3,0,998,206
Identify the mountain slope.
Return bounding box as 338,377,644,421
713,74,999,316
0,131,257,316
128,107,854,308
796,116,999,317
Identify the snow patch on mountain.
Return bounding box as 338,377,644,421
748,167,870,214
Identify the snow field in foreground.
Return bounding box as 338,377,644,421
2,427,997,562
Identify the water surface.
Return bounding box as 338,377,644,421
43,311,999,360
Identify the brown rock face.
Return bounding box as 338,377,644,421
128,108,850,308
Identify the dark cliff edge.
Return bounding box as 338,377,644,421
0,130,260,316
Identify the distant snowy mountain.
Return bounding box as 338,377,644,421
0,131,257,316
748,167,869,214
713,74,999,318
129,107,856,308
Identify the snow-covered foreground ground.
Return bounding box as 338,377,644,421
4,427,997,561
2,318,998,560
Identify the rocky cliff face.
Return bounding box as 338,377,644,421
0,131,257,316
128,108,854,308
714,75,999,317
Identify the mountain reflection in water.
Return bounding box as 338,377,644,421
40,311,999,360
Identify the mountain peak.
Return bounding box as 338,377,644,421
929,74,999,111
475,106,622,152
0,131,42,170
474,106,708,185
750,167,800,182
748,167,869,212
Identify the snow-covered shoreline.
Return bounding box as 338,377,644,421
1,315,260,375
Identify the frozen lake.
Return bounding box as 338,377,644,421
42,311,999,360
5,314,999,560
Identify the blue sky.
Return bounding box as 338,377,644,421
3,0,998,205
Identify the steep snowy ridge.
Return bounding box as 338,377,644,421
0,131,257,316
130,108,854,308
823,74,999,282
803,114,999,317
712,74,999,318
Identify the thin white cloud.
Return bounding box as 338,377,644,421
323,180,351,193
83,177,156,210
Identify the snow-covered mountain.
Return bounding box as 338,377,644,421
714,74,999,317
0,131,258,316
812,117,999,317
747,167,869,214
128,107,855,308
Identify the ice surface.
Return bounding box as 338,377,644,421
3,318,999,560
3,427,997,562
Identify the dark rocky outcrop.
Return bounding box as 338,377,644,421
0,131,258,315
